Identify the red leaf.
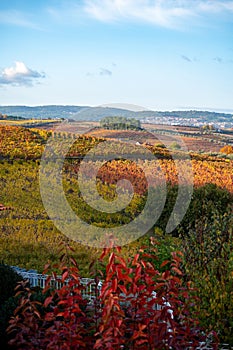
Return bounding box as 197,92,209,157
132,253,140,266
109,252,115,265
44,296,53,308
116,246,121,253
99,247,109,260
70,273,79,282
154,283,165,290
116,256,127,268
34,310,41,319
62,270,69,282
118,284,127,295
45,312,54,321
70,257,78,267
160,260,170,268
43,263,51,273
112,278,118,292
58,300,68,306
172,267,183,276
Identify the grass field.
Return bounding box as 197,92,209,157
0,119,60,126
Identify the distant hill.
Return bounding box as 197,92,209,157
0,105,140,120
0,105,86,119
0,105,232,126
72,106,142,120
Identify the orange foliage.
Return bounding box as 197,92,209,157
220,145,233,154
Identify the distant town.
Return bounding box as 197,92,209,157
141,115,233,129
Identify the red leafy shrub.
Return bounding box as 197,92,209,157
7,239,217,349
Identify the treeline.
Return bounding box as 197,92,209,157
0,114,25,120
100,116,141,130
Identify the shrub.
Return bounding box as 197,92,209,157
0,265,22,349
170,141,181,150
7,240,218,349
0,264,22,304
0,296,19,349
181,210,233,344
157,183,233,236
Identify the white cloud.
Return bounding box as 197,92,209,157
86,66,113,77
0,10,41,30
83,0,191,27
2,1,233,30
0,62,46,87
82,0,233,27
198,0,233,13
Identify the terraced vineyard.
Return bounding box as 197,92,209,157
0,125,232,345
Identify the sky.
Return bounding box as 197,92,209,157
1,0,233,111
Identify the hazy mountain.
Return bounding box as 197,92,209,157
0,105,232,125
0,105,86,119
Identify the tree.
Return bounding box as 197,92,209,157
200,124,215,134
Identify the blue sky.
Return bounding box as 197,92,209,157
1,0,233,111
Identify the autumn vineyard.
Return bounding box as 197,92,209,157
0,124,232,349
